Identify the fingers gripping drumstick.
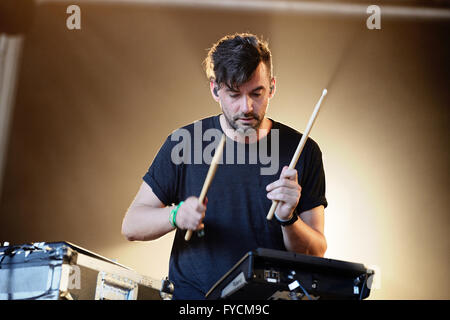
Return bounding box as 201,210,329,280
185,134,226,241
266,89,328,220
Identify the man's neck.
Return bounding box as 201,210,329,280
219,114,272,144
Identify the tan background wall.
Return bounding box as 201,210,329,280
1,3,449,299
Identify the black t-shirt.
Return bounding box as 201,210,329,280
143,114,327,299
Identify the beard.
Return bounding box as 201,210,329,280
222,110,263,134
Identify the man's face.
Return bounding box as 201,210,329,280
215,62,274,133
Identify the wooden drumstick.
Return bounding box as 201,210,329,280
266,89,328,220
185,134,226,241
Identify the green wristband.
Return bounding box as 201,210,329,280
169,201,183,228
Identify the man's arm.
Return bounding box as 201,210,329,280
281,205,327,257
122,182,174,241
266,166,327,257
121,182,207,241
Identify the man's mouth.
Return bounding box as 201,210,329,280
238,117,255,122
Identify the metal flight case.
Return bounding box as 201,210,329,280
0,241,173,300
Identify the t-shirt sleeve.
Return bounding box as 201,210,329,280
297,139,328,213
143,135,181,206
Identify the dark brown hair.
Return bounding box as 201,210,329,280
204,33,273,91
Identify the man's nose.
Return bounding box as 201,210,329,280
241,95,253,114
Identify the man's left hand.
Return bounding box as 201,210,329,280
266,166,301,220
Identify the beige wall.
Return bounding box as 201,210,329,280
1,3,449,299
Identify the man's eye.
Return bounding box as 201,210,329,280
229,92,261,98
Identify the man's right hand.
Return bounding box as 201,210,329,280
175,196,207,231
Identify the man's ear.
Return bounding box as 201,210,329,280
269,77,276,98
210,81,220,101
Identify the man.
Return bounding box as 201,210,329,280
122,33,327,299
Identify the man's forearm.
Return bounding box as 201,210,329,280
281,218,327,257
122,204,174,241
